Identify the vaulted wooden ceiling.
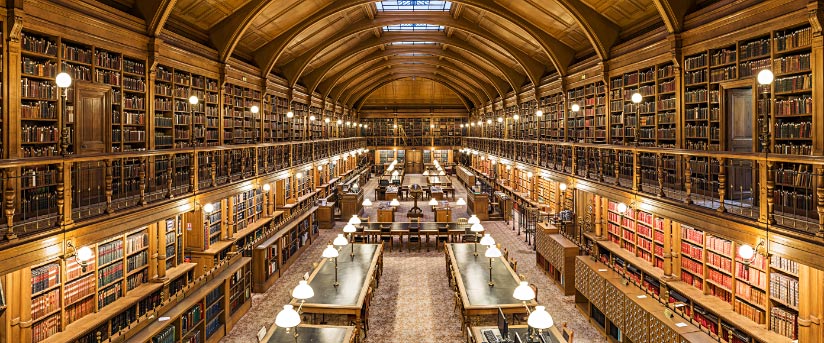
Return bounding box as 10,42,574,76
113,0,704,110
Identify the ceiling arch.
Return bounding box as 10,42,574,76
135,0,177,37
334,66,487,107
357,77,472,110
335,62,494,105
319,50,509,99
294,32,524,94
352,73,477,110
255,13,547,85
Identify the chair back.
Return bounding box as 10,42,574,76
438,224,448,233
561,322,574,342
380,224,391,233
456,217,468,225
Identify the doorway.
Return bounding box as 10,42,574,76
72,82,112,209
725,87,754,201
405,150,423,173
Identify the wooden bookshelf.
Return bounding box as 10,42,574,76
535,222,579,295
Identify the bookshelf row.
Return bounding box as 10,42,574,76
361,117,465,147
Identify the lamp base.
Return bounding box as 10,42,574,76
488,281,495,287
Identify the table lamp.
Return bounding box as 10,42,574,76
390,198,400,207
456,198,466,207
343,223,357,258
322,244,340,287
348,215,362,225
479,233,495,247
485,245,502,286
428,197,438,210
470,222,485,256
275,305,301,342
528,306,554,338
467,215,480,224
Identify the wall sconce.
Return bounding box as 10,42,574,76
66,241,94,273
295,172,303,179
286,110,294,118
203,202,216,214
738,238,765,264
251,105,260,115
570,103,580,112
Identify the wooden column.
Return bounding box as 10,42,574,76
798,265,824,343
662,218,674,278
5,8,22,159
593,194,604,239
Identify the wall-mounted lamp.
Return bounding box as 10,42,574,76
66,241,94,273
570,104,580,112
738,238,765,264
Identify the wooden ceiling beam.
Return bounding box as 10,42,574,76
328,53,508,98
348,70,481,108
337,62,495,104
135,0,178,37
208,0,270,61
353,76,473,110
652,0,695,33
552,0,621,60
303,32,526,96
271,13,545,86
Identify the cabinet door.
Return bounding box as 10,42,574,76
74,82,112,154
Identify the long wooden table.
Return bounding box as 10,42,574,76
261,324,356,343
291,244,383,334
354,222,470,251
470,325,567,343
446,243,537,320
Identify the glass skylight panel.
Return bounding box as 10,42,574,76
396,52,432,56
383,24,444,32
389,41,438,46
376,1,452,11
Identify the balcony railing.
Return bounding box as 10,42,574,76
463,137,824,236
0,138,365,240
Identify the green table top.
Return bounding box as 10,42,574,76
449,243,522,307
299,243,379,307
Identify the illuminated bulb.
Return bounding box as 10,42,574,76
76,246,94,263
571,104,580,112
55,72,72,88
631,92,643,104
295,172,303,179
286,111,294,118
337,119,343,125
513,114,519,120
188,95,199,105
616,202,628,214
250,105,260,114
486,119,492,124
325,117,331,123
535,110,543,117
263,183,271,192
559,183,567,192
203,203,215,213
497,117,503,123
757,69,774,85
738,244,755,260
309,115,316,121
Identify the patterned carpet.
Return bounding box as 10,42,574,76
223,173,605,343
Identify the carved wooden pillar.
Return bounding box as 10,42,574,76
657,153,665,197
139,157,147,205
105,159,113,214
190,153,197,194
766,161,775,224
210,151,217,187
594,195,603,239
684,159,693,204
662,218,674,278
155,221,167,280
597,149,604,182
571,147,577,175
717,157,726,213
166,155,174,199
614,149,621,186
632,151,641,191
817,166,824,237
3,169,15,239
56,164,65,227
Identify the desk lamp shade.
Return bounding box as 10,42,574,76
362,198,373,207
528,306,554,329
513,281,536,301
467,215,480,224
479,234,495,246
349,215,362,225
275,305,301,328
429,198,438,206
392,170,399,177
343,223,357,233
292,280,314,300
322,245,339,258
390,198,400,207
423,170,430,176
438,170,445,176
333,234,348,246
456,198,466,206
485,245,502,258
470,223,485,232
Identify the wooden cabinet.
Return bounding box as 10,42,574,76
377,208,395,222
466,192,489,220
340,190,364,219
435,207,452,222
251,207,318,292
536,223,579,295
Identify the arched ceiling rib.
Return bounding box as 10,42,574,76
335,63,493,105
314,46,511,97
351,73,478,110
358,77,472,110
302,33,526,96
653,0,696,33
135,0,177,37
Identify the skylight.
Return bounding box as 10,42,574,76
383,24,444,32
376,1,452,11
396,52,432,56
389,41,438,46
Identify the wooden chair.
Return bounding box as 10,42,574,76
561,322,574,342
379,224,393,251
436,224,450,249
360,286,373,338
508,258,517,272
407,221,422,251
502,247,509,260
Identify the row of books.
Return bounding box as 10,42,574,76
706,235,733,255
770,306,798,339
98,282,122,308
65,296,94,325
64,274,95,304
735,282,766,306
31,288,60,320
736,263,767,289
126,231,148,254
98,261,123,288
32,263,61,294
98,239,124,266
733,299,765,324
770,272,799,308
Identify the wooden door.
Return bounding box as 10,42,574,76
406,150,423,173
72,82,112,208
725,87,754,199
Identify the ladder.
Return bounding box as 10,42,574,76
398,125,408,146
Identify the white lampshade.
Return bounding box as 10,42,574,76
343,223,357,233
333,234,348,247
322,244,339,258
55,72,72,88
757,69,774,85
738,244,755,261
76,246,94,263
470,223,485,233
362,198,373,207
203,202,215,213
292,280,314,300
485,245,502,258
528,306,554,329
513,114,519,120
392,170,399,177
251,105,260,114
527,171,533,178
571,103,580,112
438,170,445,176
631,92,643,104
349,215,362,225
616,202,628,214
497,117,503,123
428,198,438,206
286,111,294,118
467,215,480,224
275,305,301,328
513,281,536,301
337,119,342,125
263,183,271,192
309,115,316,121
479,234,495,247
456,198,466,206
559,183,567,192
188,95,199,105
535,110,543,117
390,198,400,207
325,117,331,123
